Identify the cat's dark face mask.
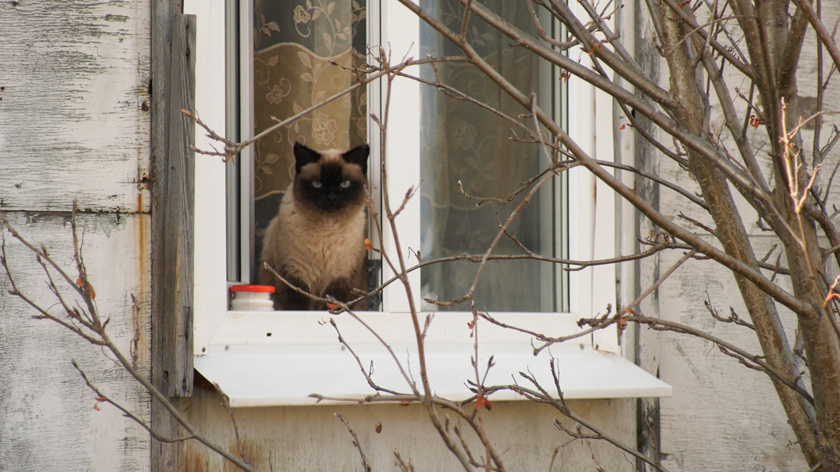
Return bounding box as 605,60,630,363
299,161,366,213
293,143,369,215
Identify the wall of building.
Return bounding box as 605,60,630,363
0,0,153,470
638,1,840,470
179,388,637,472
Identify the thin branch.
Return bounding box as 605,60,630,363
395,0,812,319
72,360,195,444
596,160,708,210
336,413,372,472
394,451,416,472
459,0,473,41
704,296,756,330
489,379,671,472
189,57,463,160
678,212,717,237
627,314,815,405
542,0,677,108
791,0,840,72
659,0,756,79
0,210,256,472
663,15,756,58
264,261,421,399
329,319,404,396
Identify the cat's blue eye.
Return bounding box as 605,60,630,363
312,181,322,189
340,180,351,189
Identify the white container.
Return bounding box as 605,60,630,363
229,285,275,311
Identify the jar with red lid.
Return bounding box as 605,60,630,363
229,285,275,311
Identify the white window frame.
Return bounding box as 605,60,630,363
185,0,670,407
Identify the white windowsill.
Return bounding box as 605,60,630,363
194,311,671,408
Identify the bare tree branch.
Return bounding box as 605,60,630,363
0,209,257,472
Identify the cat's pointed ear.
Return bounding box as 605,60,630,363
294,142,321,174
342,144,369,174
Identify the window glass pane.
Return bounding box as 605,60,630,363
419,0,562,312
251,0,367,281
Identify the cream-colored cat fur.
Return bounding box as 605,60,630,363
258,146,368,310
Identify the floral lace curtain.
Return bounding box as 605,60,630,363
253,0,367,262
419,0,554,312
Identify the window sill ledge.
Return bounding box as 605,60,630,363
194,311,671,408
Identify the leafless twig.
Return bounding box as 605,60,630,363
0,206,256,472
336,413,372,472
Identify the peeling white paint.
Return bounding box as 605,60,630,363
0,0,152,470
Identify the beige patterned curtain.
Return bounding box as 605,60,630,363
252,0,367,262
419,0,554,312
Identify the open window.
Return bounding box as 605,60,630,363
186,0,671,407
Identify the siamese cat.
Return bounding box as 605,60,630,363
258,142,370,310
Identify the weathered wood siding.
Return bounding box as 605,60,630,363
0,0,152,470
178,388,638,472
0,213,151,471
641,2,840,470
150,11,196,471
0,1,152,214
627,0,664,465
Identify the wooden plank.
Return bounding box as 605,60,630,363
632,1,663,469
657,243,807,470
0,212,151,471
177,388,639,471
164,12,196,400
150,5,195,472
0,1,152,213
0,0,153,469
149,0,177,470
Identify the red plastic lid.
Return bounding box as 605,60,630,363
230,284,275,293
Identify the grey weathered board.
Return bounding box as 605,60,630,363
149,3,177,471
632,0,664,468
0,213,152,471
0,0,153,470
0,1,152,213
150,8,196,472
160,12,195,400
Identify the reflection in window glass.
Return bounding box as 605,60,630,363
251,0,367,281
419,0,564,312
